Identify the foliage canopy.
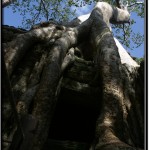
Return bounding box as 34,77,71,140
4,0,144,51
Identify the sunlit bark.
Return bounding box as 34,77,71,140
2,0,16,8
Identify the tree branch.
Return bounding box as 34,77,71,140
2,0,16,8
115,0,121,8
30,0,42,25
122,24,126,42
115,0,129,10
2,49,23,149
128,1,144,12
128,2,144,7
3,25,63,76
41,0,49,21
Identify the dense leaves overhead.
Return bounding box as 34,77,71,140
4,0,144,51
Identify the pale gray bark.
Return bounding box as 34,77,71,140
2,0,16,8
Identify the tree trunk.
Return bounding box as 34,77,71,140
2,2,144,150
